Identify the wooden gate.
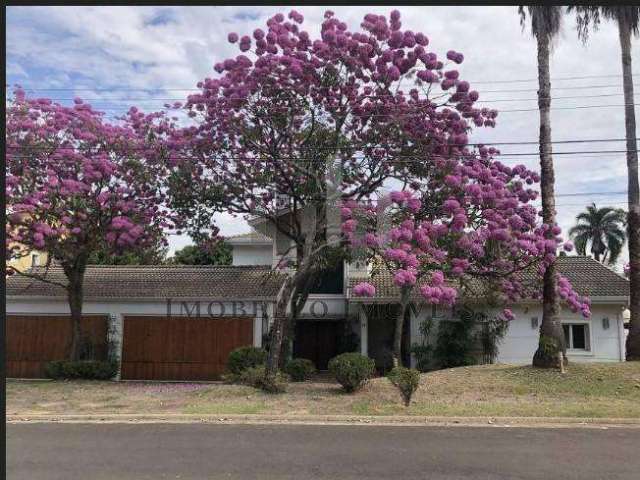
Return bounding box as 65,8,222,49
6,315,109,378
120,316,254,381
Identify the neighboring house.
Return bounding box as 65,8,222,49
6,224,630,380
7,247,47,272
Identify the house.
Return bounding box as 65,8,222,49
228,230,630,368
6,226,630,380
7,247,47,272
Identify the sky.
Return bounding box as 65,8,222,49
6,6,638,267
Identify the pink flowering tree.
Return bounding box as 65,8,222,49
5,91,172,360
166,9,501,379
345,178,588,365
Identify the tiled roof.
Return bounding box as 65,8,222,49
226,231,272,244
349,256,629,302
6,265,286,300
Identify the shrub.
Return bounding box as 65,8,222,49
410,344,433,373
388,367,421,407
328,352,375,393
44,360,117,380
238,366,288,393
434,310,477,369
285,358,316,382
227,346,267,375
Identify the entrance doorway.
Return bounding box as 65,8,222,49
293,320,345,371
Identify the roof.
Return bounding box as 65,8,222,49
6,265,286,300
349,256,630,302
225,231,272,245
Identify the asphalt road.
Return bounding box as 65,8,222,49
7,423,640,480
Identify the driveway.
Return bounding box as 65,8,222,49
7,423,639,479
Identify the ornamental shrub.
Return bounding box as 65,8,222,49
328,352,375,393
238,366,288,393
387,367,421,407
227,346,267,375
285,358,316,382
44,360,118,380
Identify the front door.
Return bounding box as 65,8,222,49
293,320,344,370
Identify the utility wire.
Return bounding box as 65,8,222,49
6,150,640,161
7,73,638,91
15,92,629,103
38,103,640,116
7,138,638,150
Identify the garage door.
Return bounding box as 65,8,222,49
6,315,109,378
121,316,254,381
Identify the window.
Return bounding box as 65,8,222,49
31,253,40,267
562,323,590,351
310,262,344,294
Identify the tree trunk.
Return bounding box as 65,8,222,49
277,202,330,366
618,18,640,360
532,34,566,369
280,263,317,365
265,274,296,377
64,260,87,361
392,289,410,368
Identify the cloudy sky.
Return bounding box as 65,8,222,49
6,6,637,265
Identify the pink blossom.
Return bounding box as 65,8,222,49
353,282,376,297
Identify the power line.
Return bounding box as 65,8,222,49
468,73,639,84
15,92,628,104
6,150,639,162
10,82,632,95
7,74,638,91
555,191,627,197
26,102,640,116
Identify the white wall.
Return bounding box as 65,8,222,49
495,304,625,363
409,302,626,365
231,245,273,266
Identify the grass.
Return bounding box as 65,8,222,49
7,362,640,418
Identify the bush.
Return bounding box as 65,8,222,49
44,360,117,380
226,346,268,375
388,367,421,407
285,358,316,382
434,311,477,369
410,344,433,373
328,352,375,393
238,366,288,393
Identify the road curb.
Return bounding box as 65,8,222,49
7,413,640,428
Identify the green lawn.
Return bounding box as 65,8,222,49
7,362,640,418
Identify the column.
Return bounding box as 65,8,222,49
107,313,124,380
359,305,368,357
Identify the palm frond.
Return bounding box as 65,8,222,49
520,5,563,41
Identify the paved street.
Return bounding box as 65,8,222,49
7,423,640,479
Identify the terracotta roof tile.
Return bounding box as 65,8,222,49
348,256,629,301
6,265,285,300
226,231,272,244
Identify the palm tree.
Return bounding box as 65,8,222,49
568,6,640,360
569,204,627,264
519,6,567,369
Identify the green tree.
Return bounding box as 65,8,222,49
88,241,168,265
569,204,627,264
569,6,640,360
170,241,232,266
519,6,567,369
